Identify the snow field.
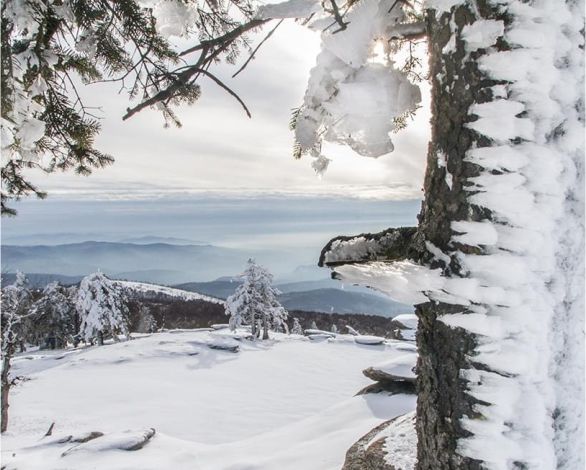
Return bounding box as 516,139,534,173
2,329,416,469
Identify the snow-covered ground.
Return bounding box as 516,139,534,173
117,280,224,304
2,330,415,469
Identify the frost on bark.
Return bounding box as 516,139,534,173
414,3,496,468
321,0,584,467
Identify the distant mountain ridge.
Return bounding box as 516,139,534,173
1,241,255,284
1,241,414,317
176,280,412,317
2,272,412,317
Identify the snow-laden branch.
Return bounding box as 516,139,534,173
319,227,419,267
289,0,424,172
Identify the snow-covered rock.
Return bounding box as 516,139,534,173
304,328,336,337
341,411,416,469
355,335,386,346
307,333,332,341
363,354,417,383
61,428,156,456
391,314,418,330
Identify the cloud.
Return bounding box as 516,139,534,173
23,21,429,200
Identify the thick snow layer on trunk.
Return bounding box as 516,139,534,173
327,0,584,467
453,1,584,468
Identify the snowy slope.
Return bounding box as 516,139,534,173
2,330,415,469
117,280,224,304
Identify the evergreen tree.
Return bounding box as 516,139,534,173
330,324,337,334
137,305,157,333
225,259,287,340
0,271,33,432
30,282,77,349
76,272,130,345
291,317,303,335
309,320,317,330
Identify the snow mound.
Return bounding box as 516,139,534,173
393,342,417,352
62,428,156,456
307,333,332,341
304,329,336,337
355,335,386,345
369,354,417,381
190,336,241,353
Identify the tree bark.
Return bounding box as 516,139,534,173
415,2,507,469
262,314,269,340
1,346,13,433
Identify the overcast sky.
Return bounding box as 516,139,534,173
25,20,430,201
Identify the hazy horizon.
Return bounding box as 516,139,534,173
2,195,421,280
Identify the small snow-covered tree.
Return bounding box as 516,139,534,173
291,317,303,335
30,282,77,349
76,272,130,346
136,305,158,334
225,259,287,340
331,324,338,334
310,320,317,330
226,283,248,332
1,271,33,432
270,304,288,336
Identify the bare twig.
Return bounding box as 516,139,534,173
232,19,283,78
199,69,252,118
179,18,268,57
44,422,55,437
327,0,349,33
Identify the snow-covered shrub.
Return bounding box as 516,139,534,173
76,272,130,345
291,317,304,335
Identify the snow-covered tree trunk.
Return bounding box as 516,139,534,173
415,1,584,468
318,0,583,466
262,312,270,340
1,272,33,432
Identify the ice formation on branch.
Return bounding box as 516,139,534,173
1,1,49,166
271,0,422,171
